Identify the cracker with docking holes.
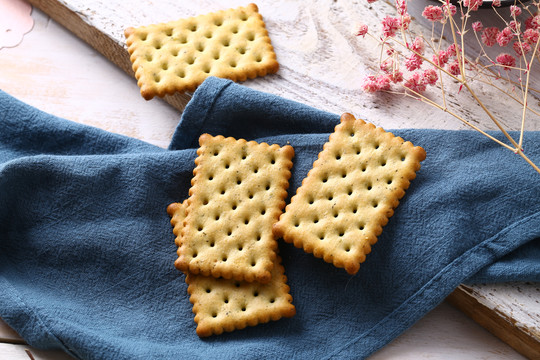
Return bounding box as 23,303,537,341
124,3,279,100
273,113,426,275
175,134,294,284
167,200,296,337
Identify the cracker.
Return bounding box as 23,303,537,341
168,200,296,338
273,113,426,275
124,3,279,100
175,134,294,284
186,254,295,337
167,201,186,244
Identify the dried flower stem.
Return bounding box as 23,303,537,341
402,82,540,174
358,0,540,174
519,38,540,146
397,85,516,151
474,75,540,118
446,3,522,150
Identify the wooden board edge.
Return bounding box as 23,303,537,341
0,319,25,345
447,285,540,359
26,0,190,112
0,342,75,360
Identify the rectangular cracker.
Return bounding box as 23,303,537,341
167,200,296,337
175,134,294,284
124,3,279,100
273,113,426,275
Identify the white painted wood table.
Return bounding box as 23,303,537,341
0,1,538,359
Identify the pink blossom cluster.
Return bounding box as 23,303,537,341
362,67,440,94
497,27,514,47
422,5,444,22
432,50,449,66
357,24,369,37
405,54,423,71
513,41,531,57
526,15,540,30
444,3,457,17
472,6,540,68
410,37,425,54
524,28,540,45
361,75,390,92
447,60,461,75
473,10,540,61
358,0,540,94
446,43,459,57
381,16,401,37
508,20,521,32
430,42,466,76
481,27,499,47
401,14,411,30
510,5,522,17
463,0,483,11
403,72,427,93
472,21,483,32
395,0,407,16
422,68,438,85
404,37,426,71
421,3,456,23
496,53,516,69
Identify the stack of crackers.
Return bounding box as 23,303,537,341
168,114,426,337
167,134,296,337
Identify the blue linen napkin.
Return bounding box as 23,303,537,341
1,77,539,360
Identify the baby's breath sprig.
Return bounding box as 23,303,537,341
357,0,540,173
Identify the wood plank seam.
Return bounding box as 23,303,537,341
26,0,190,112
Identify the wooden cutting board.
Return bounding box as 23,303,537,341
23,0,540,358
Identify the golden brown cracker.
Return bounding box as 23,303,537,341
273,113,426,275
186,255,295,337
175,134,294,284
168,200,295,338
125,3,279,100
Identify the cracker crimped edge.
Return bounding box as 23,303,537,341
124,3,279,100
167,200,296,338
273,113,426,275
187,254,296,337
167,201,186,246
175,133,294,284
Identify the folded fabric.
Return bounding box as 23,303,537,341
1,77,539,360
